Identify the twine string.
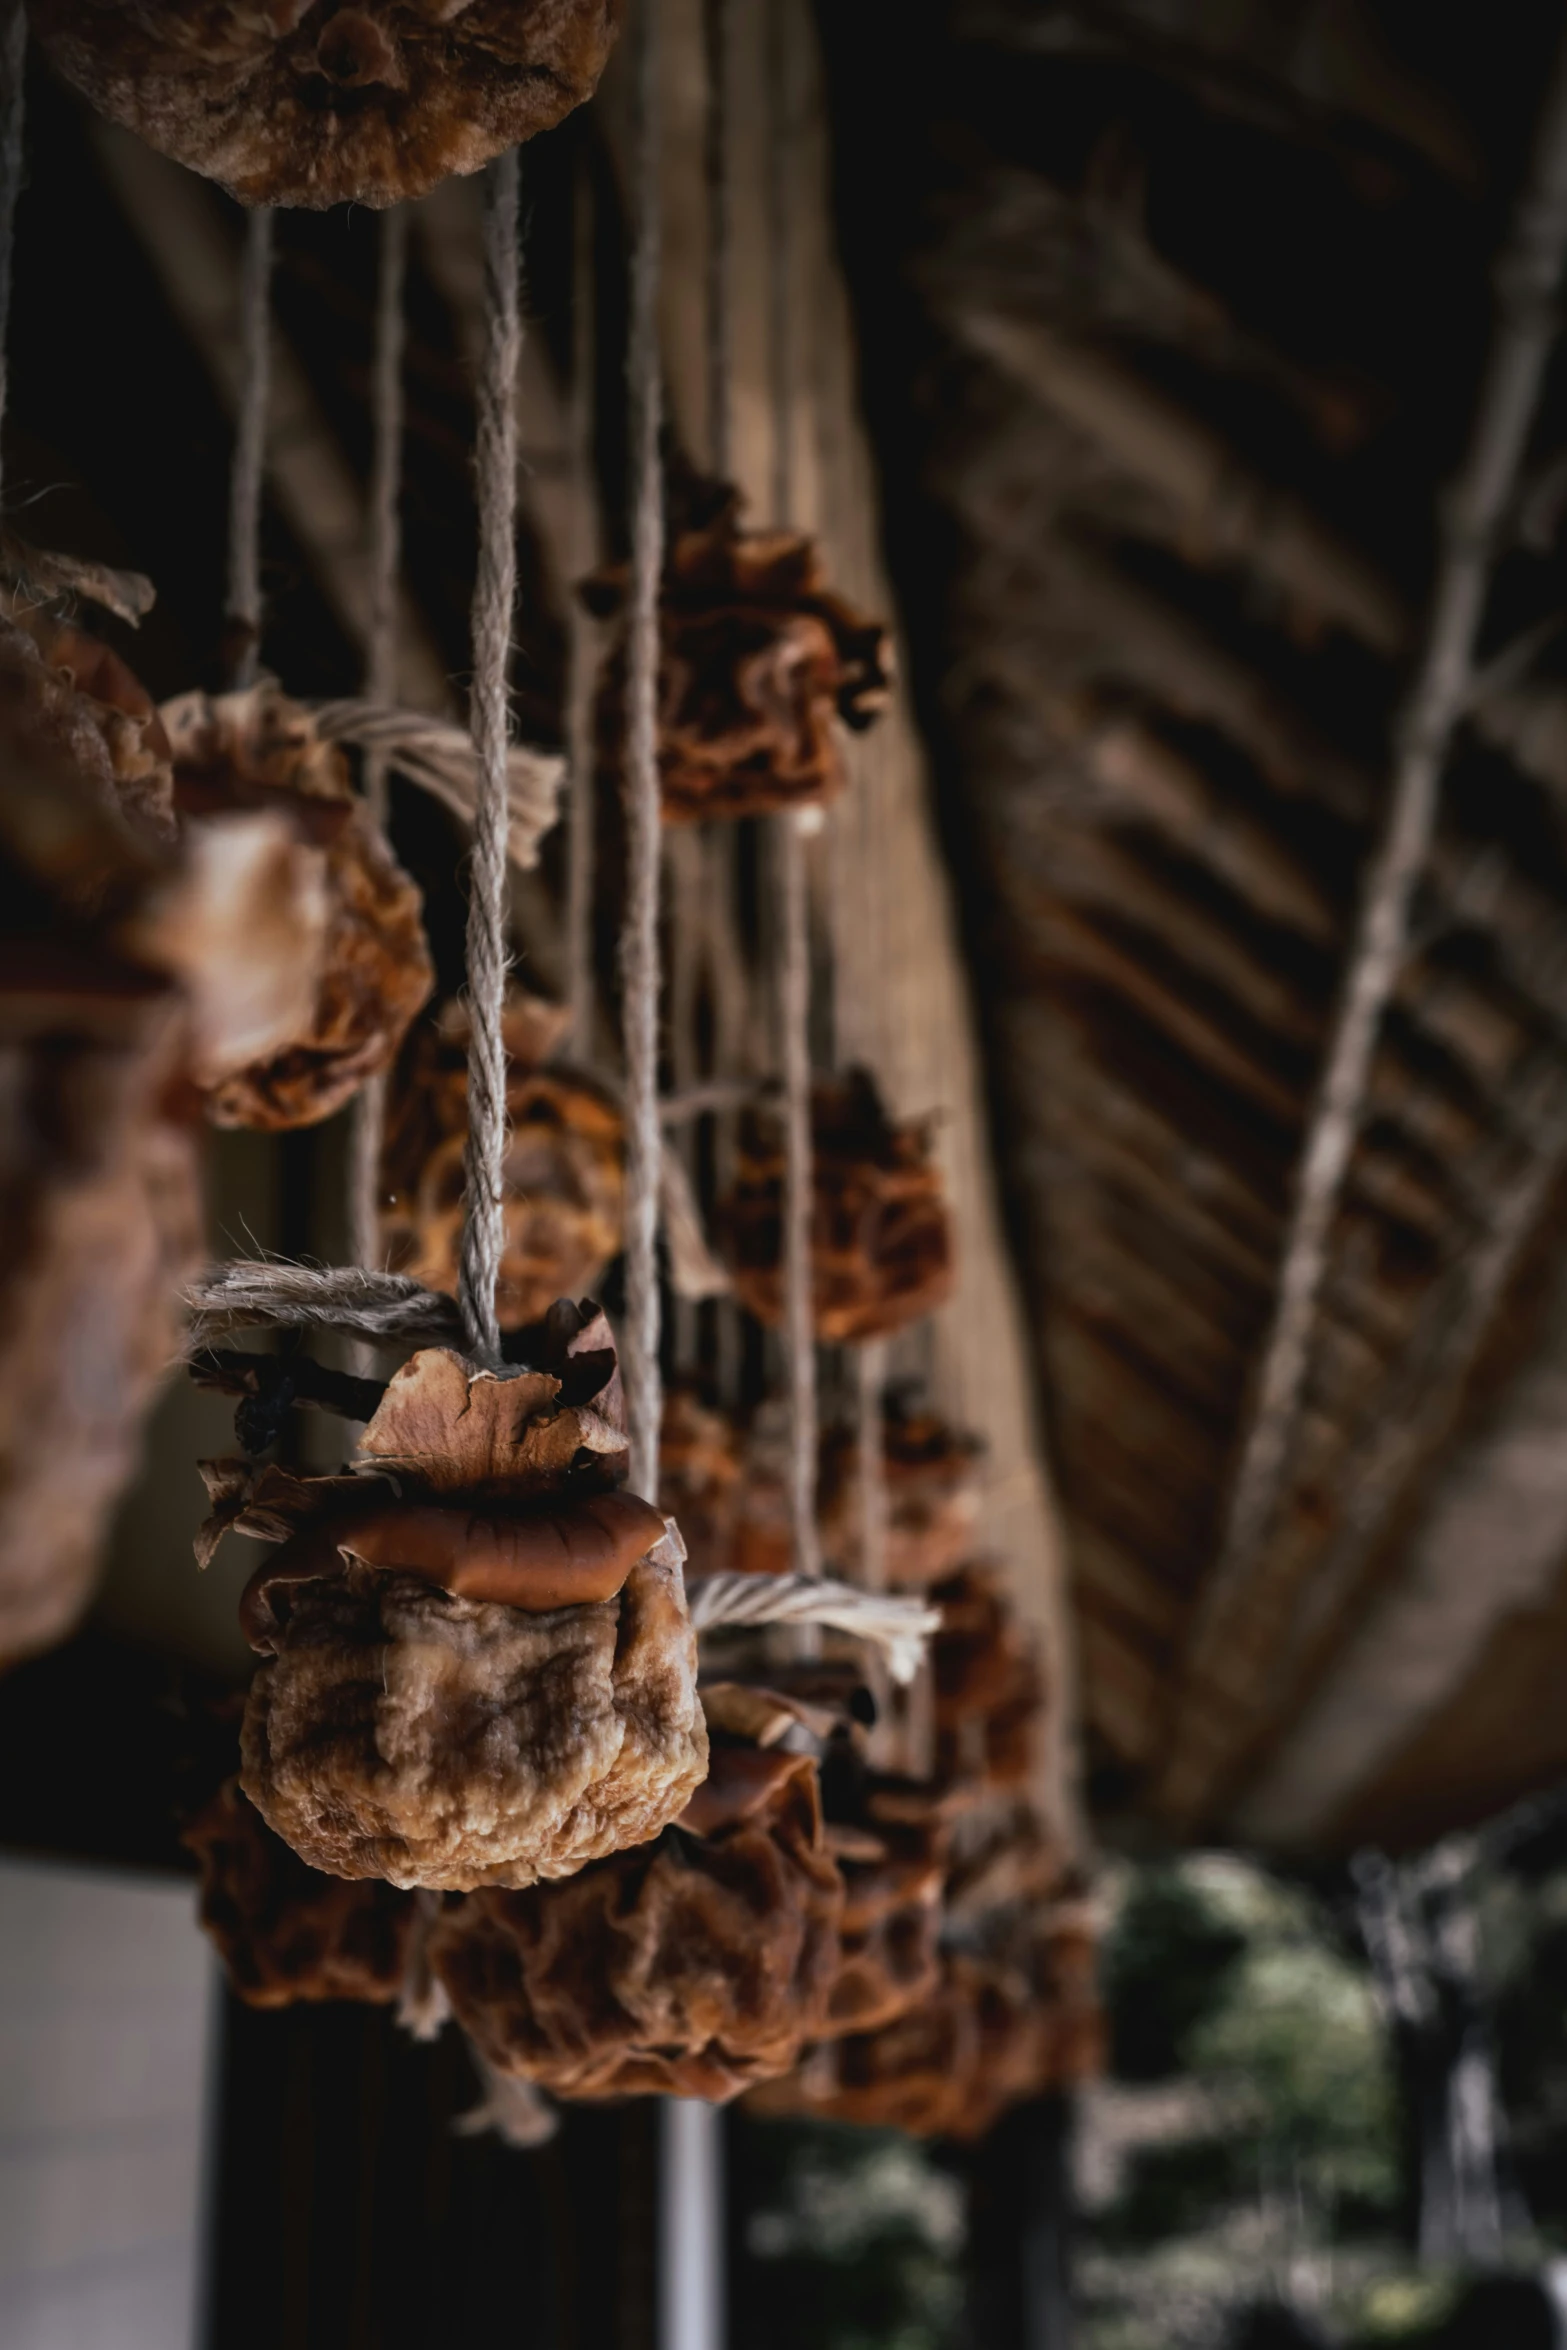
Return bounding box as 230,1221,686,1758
687,1572,939,1687
458,151,522,1368
227,207,274,690
565,145,600,1057
621,0,666,1501
767,0,819,1579
348,206,409,1277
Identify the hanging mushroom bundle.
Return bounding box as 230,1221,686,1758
184,1775,419,2009
381,993,623,1329
200,1303,707,1890
657,1385,742,1580
0,601,330,1668
721,1067,955,1343
928,1562,1046,1793
27,1,623,210
161,683,433,1129
429,1680,844,2099
750,1895,1103,2142
821,1402,983,1587
583,485,892,824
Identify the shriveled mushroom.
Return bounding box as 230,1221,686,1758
721,1069,955,1344
185,1776,417,2007
429,1734,844,2100
585,485,892,824
163,683,433,1129
221,1304,707,1890
750,1897,1103,2141
929,1564,1045,1792
26,2,621,211
0,596,175,841
820,1404,983,1589
658,1386,742,1581
0,657,200,1666
382,995,622,1329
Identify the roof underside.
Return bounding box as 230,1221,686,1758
818,0,1567,1853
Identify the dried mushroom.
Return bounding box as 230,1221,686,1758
0,639,202,1665
430,1734,844,2101
185,1776,416,2008
752,1899,1102,2141
721,1069,955,1344
930,1564,1045,1792
820,1404,982,1588
658,1386,741,1581
163,683,433,1129
584,487,891,824
27,2,621,211
819,1798,946,2040
219,1303,707,1890
382,995,623,1329
0,596,175,840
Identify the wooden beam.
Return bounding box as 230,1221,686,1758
1153,23,1567,1829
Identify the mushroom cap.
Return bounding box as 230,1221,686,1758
429,1740,844,2099
163,685,433,1130
240,1535,707,1891
27,1,622,211
184,1776,415,2007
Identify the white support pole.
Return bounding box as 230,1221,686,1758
659,2098,724,2350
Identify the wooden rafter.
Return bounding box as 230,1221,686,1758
1153,20,1567,1827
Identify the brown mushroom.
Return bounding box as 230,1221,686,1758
0,646,202,1666
225,1307,708,1891
26,1,621,210
929,1563,1046,1792
657,1386,742,1580
429,1736,845,2100
162,683,433,1129
720,1069,955,1344
381,995,623,1328
584,486,892,825
819,1404,983,1589
184,1776,417,2008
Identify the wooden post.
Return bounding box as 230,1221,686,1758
964,2094,1074,2350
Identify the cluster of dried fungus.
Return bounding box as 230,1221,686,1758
381,994,624,1329
27,1,622,210
585,491,892,824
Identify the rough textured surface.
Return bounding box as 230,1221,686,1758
930,1563,1047,1793
585,485,892,823
185,1775,415,2007
820,1803,946,2040
752,1900,1103,2141
382,997,622,1329
164,684,432,1129
0,627,203,1668
430,1742,844,2099
822,1403,983,1588
722,1069,955,1344
0,598,174,840
28,1,620,210
658,1386,741,1581
236,1325,708,1890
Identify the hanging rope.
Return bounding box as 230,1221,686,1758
687,1572,939,1686
621,0,666,1501
458,151,522,1368
185,1262,462,1351
0,2,25,508
348,206,409,1277
226,207,274,690
856,1338,889,1590
766,0,820,1578
564,145,600,1059
702,0,731,483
